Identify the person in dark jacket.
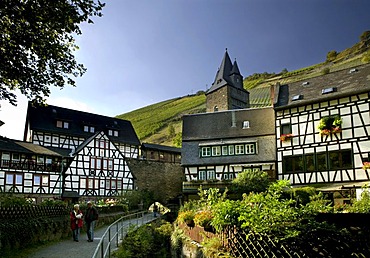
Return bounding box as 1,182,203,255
70,204,83,242
85,201,99,242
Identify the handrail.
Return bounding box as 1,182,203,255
92,211,151,258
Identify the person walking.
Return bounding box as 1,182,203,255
70,204,83,242
85,201,99,242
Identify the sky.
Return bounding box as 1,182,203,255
1,0,369,140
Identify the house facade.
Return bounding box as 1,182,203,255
0,103,141,202
182,50,276,197
141,143,181,163
0,136,71,202
274,63,370,200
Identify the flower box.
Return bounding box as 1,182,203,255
280,134,294,141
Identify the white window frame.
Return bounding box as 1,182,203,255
245,143,256,154
201,147,211,157
199,170,206,180
207,170,216,180
235,144,245,155
212,146,221,156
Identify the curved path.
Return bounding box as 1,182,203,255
27,213,157,258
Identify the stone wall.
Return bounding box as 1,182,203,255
127,159,184,205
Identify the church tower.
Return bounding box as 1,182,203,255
206,49,250,112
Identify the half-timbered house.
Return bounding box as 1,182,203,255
0,136,71,203
181,50,276,198
274,63,370,201
20,103,141,201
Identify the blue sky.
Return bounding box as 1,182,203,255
1,0,369,140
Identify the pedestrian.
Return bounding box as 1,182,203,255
85,201,99,242
153,203,158,217
70,204,83,242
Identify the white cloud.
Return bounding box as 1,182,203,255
0,93,97,141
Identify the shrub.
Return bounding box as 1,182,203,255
177,210,195,224
194,210,213,227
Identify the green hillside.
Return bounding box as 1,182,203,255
116,31,370,147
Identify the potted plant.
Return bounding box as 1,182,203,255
280,134,294,141
318,115,342,135
363,162,370,170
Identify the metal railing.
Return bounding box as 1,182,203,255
92,211,152,258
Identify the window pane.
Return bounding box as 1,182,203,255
16,174,23,184
90,158,95,169
235,145,244,155
84,126,89,132
63,122,69,129
96,159,101,169
114,131,118,137
56,121,63,128
281,124,292,135
111,180,116,189
34,175,41,185
6,174,13,184
88,179,94,188
108,130,112,136
90,127,95,133
42,176,48,186
317,153,327,171
207,170,215,180
199,170,206,180
228,146,234,155
222,146,228,155
305,154,315,172
212,146,221,156
341,150,352,168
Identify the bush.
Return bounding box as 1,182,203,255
114,220,173,258
194,210,213,228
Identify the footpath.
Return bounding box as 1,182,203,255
26,213,157,258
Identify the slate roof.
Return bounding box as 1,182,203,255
182,107,275,141
0,136,69,157
141,143,181,154
274,63,370,110
206,50,244,94
25,102,140,146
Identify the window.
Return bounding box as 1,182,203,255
329,150,352,169
212,146,221,156
245,144,255,154
283,150,352,173
84,126,89,132
235,144,244,155
283,155,304,173
6,173,23,185
281,124,292,135
199,170,206,180
56,120,69,129
6,174,13,184
114,131,118,137
321,87,337,94
207,170,216,180
228,145,234,155
243,121,250,129
201,147,211,157
222,146,228,155
291,95,303,101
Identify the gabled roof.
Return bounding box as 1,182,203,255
274,63,370,110
141,143,181,154
25,103,140,146
206,49,244,94
0,136,70,157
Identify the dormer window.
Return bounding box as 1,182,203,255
56,120,69,129
302,82,309,86
291,94,303,101
214,106,218,112
321,87,337,95
108,130,119,137
242,121,250,129
349,68,358,74
84,125,95,133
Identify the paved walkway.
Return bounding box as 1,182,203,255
27,213,157,258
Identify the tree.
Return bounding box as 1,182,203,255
0,0,105,105
326,50,337,62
